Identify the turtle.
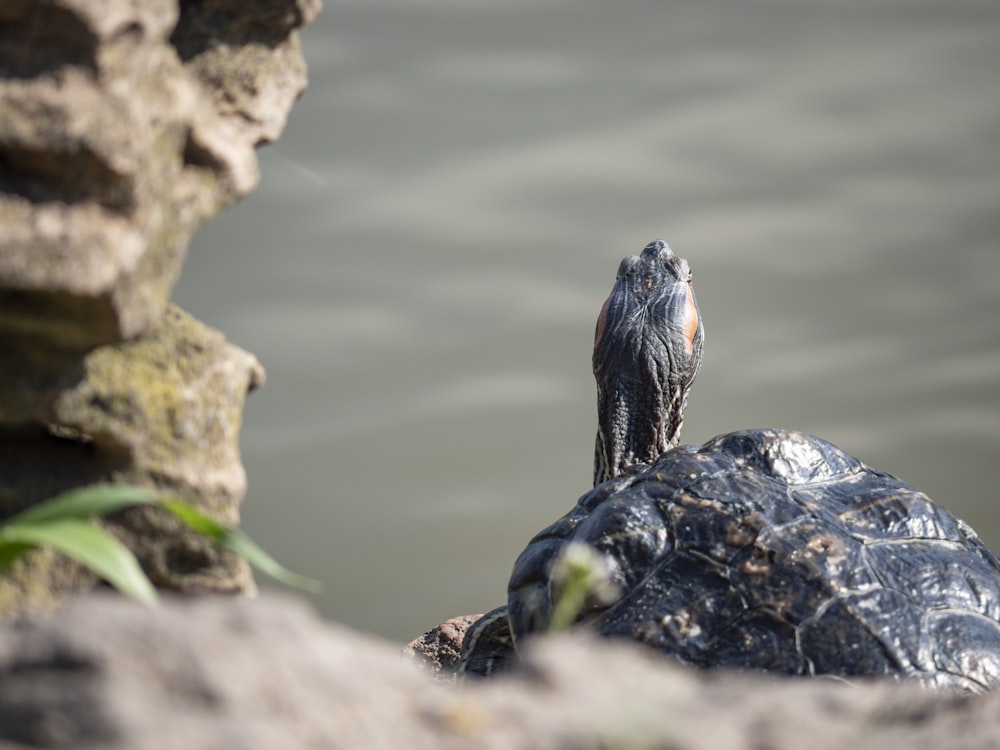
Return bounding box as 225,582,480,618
458,239,1000,692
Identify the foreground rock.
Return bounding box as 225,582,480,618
0,595,998,750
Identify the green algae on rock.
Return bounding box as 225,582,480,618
0,307,264,614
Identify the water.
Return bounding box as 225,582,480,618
173,0,1000,642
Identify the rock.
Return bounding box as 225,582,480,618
171,0,322,146
404,614,481,681
0,0,317,615
0,0,314,353
0,594,998,750
0,306,263,613
50,306,265,518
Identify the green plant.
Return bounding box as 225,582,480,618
0,484,321,605
547,542,621,632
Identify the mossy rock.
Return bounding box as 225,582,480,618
0,306,263,616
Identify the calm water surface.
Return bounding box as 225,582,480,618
174,0,1000,641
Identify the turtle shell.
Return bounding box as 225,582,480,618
506,429,1000,691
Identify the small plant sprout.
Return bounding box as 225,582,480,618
547,542,620,633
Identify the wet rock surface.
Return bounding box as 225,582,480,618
1,594,998,750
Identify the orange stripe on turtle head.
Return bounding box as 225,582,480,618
681,282,699,355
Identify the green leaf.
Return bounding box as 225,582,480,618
7,485,157,526
0,485,321,601
221,527,323,594
159,499,227,540
1,520,157,606
160,499,322,593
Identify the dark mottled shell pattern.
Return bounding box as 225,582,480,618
506,429,1000,692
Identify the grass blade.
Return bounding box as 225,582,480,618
161,499,322,593
8,485,157,526
1,520,158,606
159,499,226,540
222,528,323,593
1,487,320,600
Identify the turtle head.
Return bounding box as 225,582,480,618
592,240,704,485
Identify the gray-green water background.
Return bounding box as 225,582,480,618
174,0,1000,642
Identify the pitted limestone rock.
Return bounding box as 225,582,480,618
0,0,318,614
0,307,264,613
0,0,315,352
171,0,322,147
3,595,1000,750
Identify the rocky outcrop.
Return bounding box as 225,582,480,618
0,0,319,613
1,594,998,750
403,614,481,681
